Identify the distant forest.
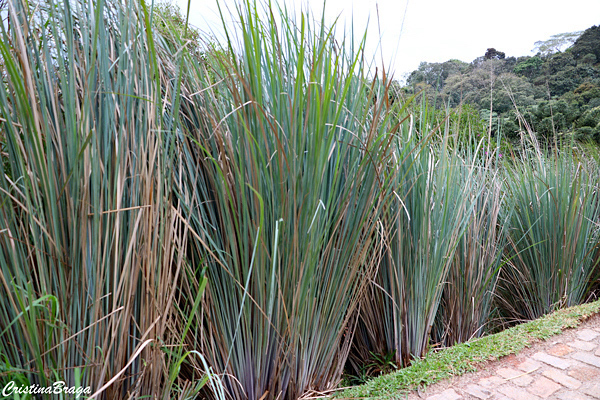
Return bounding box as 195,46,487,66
399,25,600,145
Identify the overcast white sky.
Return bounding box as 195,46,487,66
174,0,600,82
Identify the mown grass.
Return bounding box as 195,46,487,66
339,299,600,399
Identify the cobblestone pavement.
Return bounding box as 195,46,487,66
405,314,600,400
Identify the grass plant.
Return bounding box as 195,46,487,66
500,147,600,322
349,109,478,374
173,1,398,399
0,0,215,398
434,160,506,346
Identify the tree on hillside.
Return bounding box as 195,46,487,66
570,25,600,62
402,23,600,145
569,82,600,107
484,48,505,60
473,51,515,73
514,56,544,79
443,68,490,107
533,31,583,57
406,59,470,91
574,106,600,141
442,56,541,112
539,52,600,97
541,51,576,76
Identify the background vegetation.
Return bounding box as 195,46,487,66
402,25,600,145
0,0,599,399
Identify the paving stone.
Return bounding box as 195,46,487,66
542,367,582,389
580,381,600,399
496,367,533,387
532,352,572,369
526,376,562,398
568,340,598,351
556,391,595,400
464,384,492,400
495,368,522,379
497,384,542,400
568,366,599,381
403,320,600,400
477,376,505,389
426,388,462,400
516,358,541,373
570,351,600,368
577,329,600,342
548,343,574,356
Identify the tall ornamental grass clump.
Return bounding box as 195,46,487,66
349,115,477,371
435,165,506,346
173,2,398,399
500,148,600,322
0,0,212,398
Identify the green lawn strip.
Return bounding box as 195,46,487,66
339,299,600,399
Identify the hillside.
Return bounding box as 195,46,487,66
401,25,600,144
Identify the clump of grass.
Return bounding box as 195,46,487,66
434,164,506,347
349,105,479,373
0,0,216,398
173,1,398,399
499,147,600,323
339,299,600,400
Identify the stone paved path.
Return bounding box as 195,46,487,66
404,313,600,400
